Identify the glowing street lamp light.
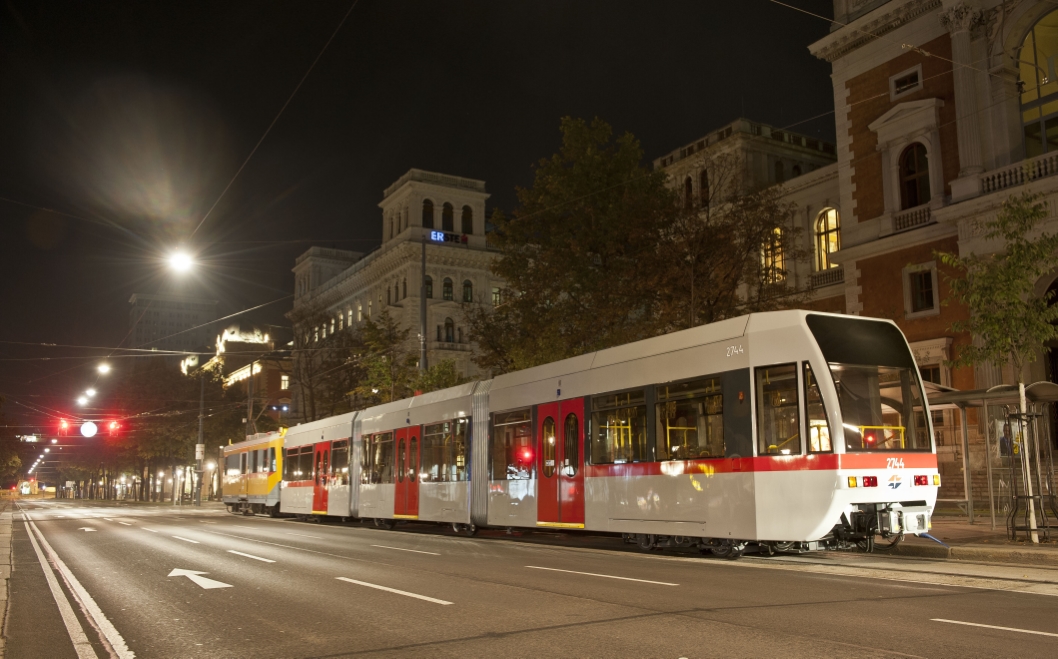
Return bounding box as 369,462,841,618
168,250,194,273
97,363,111,374
77,396,88,406
85,388,97,397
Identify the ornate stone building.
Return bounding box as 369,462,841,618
291,169,501,390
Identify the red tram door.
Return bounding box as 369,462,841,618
312,442,330,514
394,428,420,518
537,399,586,527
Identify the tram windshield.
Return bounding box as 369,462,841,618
805,313,932,452
830,364,930,451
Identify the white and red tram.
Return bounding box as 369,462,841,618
273,311,940,554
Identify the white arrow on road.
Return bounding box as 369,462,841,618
167,569,232,590
77,527,96,532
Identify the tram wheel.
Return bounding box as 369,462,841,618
269,504,280,518
773,541,796,553
636,534,656,551
452,523,478,537
375,518,394,530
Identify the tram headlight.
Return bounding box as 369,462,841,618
847,476,857,488
933,474,941,486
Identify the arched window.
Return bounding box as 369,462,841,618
792,164,802,178
425,276,433,299
815,208,841,271
684,176,693,209
899,143,931,209
761,227,785,284
442,203,454,232
444,318,455,343
442,277,453,301
461,205,473,234
1019,10,1058,157
357,302,362,322
422,199,434,229
774,160,785,183
463,280,473,302
699,170,709,205
402,278,407,299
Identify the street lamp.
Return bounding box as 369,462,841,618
168,250,194,273
97,363,111,374
85,388,96,397
77,396,88,406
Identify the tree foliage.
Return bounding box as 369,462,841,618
467,117,805,374
288,302,364,421
938,192,1058,382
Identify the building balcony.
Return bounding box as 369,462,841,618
810,266,844,289
893,204,932,233
979,150,1058,196
430,340,471,352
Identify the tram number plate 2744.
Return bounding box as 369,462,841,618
726,345,744,357
887,457,905,469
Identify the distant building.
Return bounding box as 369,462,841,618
128,292,218,352
291,168,501,388
654,117,844,309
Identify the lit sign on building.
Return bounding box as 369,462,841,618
430,231,465,244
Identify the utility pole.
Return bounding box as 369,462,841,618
246,359,257,437
194,371,205,507
419,235,428,372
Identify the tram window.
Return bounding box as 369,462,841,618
240,453,248,475
269,447,277,473
299,446,313,480
655,377,724,460
360,436,373,484
284,449,298,479
422,418,469,482
563,413,579,476
804,363,832,453
491,409,533,480
591,390,649,464
409,436,419,482
261,449,269,473
332,441,350,485
372,432,395,484
397,438,405,483
226,454,240,477
249,450,257,474
755,364,802,456
541,416,557,478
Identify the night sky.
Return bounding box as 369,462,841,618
0,0,835,429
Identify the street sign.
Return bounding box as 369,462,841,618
195,444,205,460
167,569,232,590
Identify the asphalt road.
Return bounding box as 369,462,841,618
6,500,1058,658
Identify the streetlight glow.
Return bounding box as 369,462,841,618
77,396,88,405
85,388,96,397
168,250,194,273
97,363,111,374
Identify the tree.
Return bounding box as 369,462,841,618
0,396,20,484
288,302,364,421
413,359,471,393
937,191,1058,543
356,309,418,404
468,117,679,373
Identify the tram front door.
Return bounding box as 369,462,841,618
537,398,586,528
394,427,420,518
312,442,330,514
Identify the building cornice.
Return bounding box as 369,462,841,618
831,221,956,263
809,0,942,63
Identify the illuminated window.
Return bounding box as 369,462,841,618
899,143,930,209
1019,10,1058,157
281,374,290,390
347,309,352,327
461,205,473,234
492,286,501,306
463,280,473,302
443,277,453,301
761,227,785,284
422,199,434,229
442,203,454,232
357,302,362,322
338,313,343,330
815,208,841,271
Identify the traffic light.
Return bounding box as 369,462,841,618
107,420,120,437
59,419,69,436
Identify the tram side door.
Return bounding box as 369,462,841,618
394,427,409,517
537,399,586,527
406,429,420,518
312,442,330,514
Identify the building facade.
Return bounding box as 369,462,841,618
292,169,501,395
128,292,218,352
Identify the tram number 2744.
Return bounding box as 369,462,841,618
887,457,906,469
726,344,744,357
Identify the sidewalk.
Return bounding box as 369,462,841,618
892,515,1058,565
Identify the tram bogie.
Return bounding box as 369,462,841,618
264,311,940,556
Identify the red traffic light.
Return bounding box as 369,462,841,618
107,420,121,436
59,419,69,435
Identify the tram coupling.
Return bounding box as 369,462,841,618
827,503,933,552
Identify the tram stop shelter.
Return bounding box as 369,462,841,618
927,382,1058,536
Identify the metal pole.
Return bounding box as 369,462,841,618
419,235,428,372
983,400,996,530
195,372,205,507
246,359,256,437
960,405,974,523
1019,382,1040,543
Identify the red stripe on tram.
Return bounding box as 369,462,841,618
583,452,936,478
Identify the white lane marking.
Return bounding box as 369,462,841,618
102,518,116,521
336,577,452,605
204,531,392,567
371,544,440,555
22,519,98,659
227,550,275,563
525,565,678,586
26,519,135,658
171,536,199,544
168,569,232,590
285,532,321,539
932,619,1058,638
117,522,131,526
77,528,96,532
142,528,158,533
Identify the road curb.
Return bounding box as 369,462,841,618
0,501,11,658
890,540,1058,565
